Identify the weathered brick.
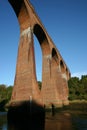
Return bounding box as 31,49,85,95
8,0,71,107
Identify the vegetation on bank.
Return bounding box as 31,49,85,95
0,75,87,111
0,85,12,111
68,75,87,100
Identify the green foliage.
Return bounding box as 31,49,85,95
68,75,87,100
38,81,42,90
0,85,13,109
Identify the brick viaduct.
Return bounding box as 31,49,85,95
8,0,71,108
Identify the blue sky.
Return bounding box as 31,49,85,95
0,0,87,86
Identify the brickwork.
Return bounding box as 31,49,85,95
8,0,71,107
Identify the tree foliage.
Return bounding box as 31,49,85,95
68,75,87,100
38,81,42,90
0,85,13,103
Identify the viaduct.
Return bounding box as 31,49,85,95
8,0,71,108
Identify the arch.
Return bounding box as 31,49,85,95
8,0,23,17
34,35,42,83
52,48,59,65
66,68,68,76
66,68,71,80
60,60,65,73
33,24,50,55
9,0,30,31
69,73,71,78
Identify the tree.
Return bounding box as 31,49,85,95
38,81,42,90
0,85,13,102
0,84,7,101
6,86,13,101
68,75,87,100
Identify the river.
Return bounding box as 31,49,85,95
0,103,87,130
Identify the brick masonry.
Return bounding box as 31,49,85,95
8,0,71,107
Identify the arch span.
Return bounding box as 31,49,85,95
52,48,59,65
60,60,65,73
8,0,23,17
33,24,50,55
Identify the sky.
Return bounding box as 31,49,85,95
0,0,87,86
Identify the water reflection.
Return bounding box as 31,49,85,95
45,112,73,130
7,115,45,130
0,112,7,130
0,103,87,130
7,112,73,130
7,101,45,130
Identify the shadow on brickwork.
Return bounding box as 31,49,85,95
7,101,45,130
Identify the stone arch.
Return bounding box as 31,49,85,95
66,68,71,80
66,68,68,77
9,0,30,31
8,0,23,17
60,60,65,73
69,72,71,79
33,35,42,83
33,24,50,55
52,48,59,66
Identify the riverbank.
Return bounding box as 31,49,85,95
0,100,87,112
69,100,87,103
45,100,87,113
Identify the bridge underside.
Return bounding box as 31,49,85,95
8,0,70,108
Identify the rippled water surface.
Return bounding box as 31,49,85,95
0,104,87,130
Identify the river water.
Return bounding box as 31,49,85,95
0,104,87,130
